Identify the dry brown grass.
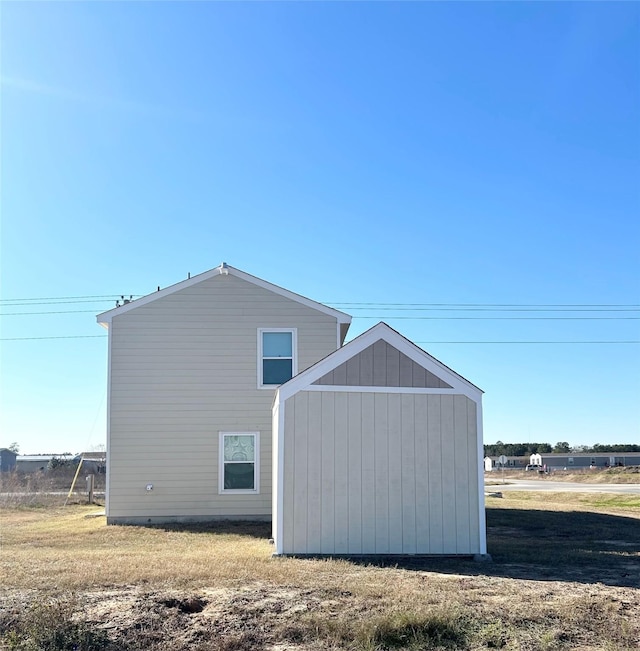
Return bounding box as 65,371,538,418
0,469,105,510
486,466,640,484
1,493,639,650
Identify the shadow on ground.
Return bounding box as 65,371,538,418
149,520,272,540
345,508,640,588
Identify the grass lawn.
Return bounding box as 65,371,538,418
1,492,639,650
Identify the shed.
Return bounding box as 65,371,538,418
272,322,487,557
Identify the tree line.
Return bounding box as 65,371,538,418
484,442,640,457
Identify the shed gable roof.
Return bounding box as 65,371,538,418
275,322,482,404
96,262,352,328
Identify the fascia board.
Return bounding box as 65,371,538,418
277,322,483,403
96,263,352,326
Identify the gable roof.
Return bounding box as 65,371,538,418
275,322,483,404
96,262,352,328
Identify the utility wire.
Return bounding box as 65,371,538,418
1,310,102,316
0,299,128,307
351,316,640,320
1,312,639,320
1,295,638,308
0,335,108,341
342,307,640,312
329,302,640,307
0,294,140,302
1,335,637,344
414,340,640,345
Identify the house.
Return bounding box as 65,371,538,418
272,323,487,557
97,264,487,558
96,263,351,524
0,448,17,472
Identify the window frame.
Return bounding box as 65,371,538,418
257,328,298,389
218,431,260,495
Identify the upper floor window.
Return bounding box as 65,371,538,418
258,328,297,388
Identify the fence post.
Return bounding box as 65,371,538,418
86,474,95,504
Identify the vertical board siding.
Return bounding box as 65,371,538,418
282,400,295,552
387,394,403,553
359,345,374,386
454,395,471,553
313,340,453,388
306,392,323,552
347,393,363,553
440,395,457,552
360,393,376,553
467,400,480,550
427,396,444,553
414,396,430,552
109,271,339,520
333,393,349,554
372,341,388,387
374,393,390,552
281,392,480,555
292,392,308,552
401,394,417,554
320,393,335,553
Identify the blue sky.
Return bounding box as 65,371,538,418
1,2,638,454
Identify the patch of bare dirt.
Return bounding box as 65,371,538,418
3,577,638,651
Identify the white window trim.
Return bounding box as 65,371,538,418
257,328,298,389
218,431,260,494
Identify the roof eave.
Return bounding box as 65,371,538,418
95,263,352,326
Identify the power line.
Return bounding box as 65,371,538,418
1,295,638,308
0,335,107,341
351,316,640,320
414,340,640,345
330,302,640,307
0,294,139,302
1,312,639,320
1,335,637,344
1,310,100,316
0,299,127,307
344,307,640,312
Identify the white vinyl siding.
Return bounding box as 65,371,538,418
279,391,481,555
106,272,339,522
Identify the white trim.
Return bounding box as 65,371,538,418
96,263,352,327
302,385,460,395
105,327,112,516
277,322,483,404
257,328,298,389
218,431,260,494
476,398,487,554
272,396,286,555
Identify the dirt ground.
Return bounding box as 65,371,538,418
1,493,639,650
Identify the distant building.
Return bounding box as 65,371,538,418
484,452,640,471
15,454,74,473
0,448,18,472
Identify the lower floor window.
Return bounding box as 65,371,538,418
219,432,259,493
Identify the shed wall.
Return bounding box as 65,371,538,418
280,390,481,555
107,272,339,522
